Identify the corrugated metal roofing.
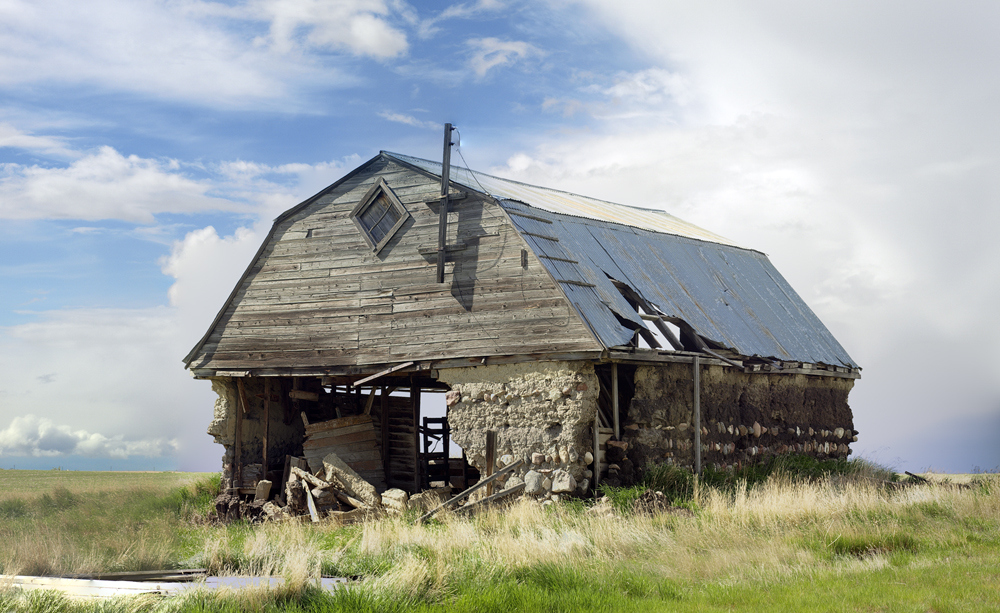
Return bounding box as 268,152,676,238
384,151,858,368
385,152,743,248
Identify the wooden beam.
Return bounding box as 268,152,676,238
592,416,600,491
262,378,270,482
353,362,415,387
454,482,526,516
289,390,320,401
485,430,497,496
363,389,378,415
612,363,620,441
417,460,523,523
381,387,390,481
235,378,248,489
411,375,421,493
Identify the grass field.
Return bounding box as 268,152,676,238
0,461,998,612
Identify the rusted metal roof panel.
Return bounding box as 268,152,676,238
384,152,858,368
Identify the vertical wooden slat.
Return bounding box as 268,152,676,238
381,386,389,483
262,378,270,482
612,362,620,441
411,376,421,492
485,430,496,496
235,378,249,490
592,416,600,491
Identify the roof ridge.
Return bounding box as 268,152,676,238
382,150,685,219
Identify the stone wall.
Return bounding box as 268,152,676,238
437,361,599,500
625,363,857,476
206,377,305,487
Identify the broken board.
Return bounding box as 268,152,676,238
303,414,387,492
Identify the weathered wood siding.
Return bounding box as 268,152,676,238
188,156,599,371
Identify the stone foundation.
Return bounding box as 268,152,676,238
438,361,599,498
625,363,856,476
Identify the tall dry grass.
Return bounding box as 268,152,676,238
171,472,999,605
1,468,997,611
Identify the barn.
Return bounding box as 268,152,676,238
184,141,859,501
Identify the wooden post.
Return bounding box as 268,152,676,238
593,415,600,491
437,123,453,284
485,430,496,496
235,378,249,490
693,355,701,476
381,386,390,483
612,362,620,441
292,377,302,426
411,376,421,493
262,378,270,483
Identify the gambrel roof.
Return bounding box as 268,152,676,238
184,152,857,375
386,152,857,369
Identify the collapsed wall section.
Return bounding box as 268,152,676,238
624,363,856,476
438,361,599,499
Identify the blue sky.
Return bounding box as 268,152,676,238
1,0,998,473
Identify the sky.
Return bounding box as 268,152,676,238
0,0,998,473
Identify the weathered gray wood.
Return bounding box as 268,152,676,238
354,362,415,387
305,487,319,523
454,482,526,516
417,460,524,523
187,160,599,372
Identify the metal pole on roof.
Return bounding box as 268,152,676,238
437,123,454,284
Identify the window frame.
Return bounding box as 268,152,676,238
350,177,411,254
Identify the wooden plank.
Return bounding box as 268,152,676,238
418,460,524,523
303,438,382,455
411,376,420,493
485,430,496,497
304,414,374,434
304,422,376,441
455,482,526,515
381,385,390,485
353,362,415,387
235,378,247,488
302,430,377,449
305,487,319,523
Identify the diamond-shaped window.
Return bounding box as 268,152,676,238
350,178,411,254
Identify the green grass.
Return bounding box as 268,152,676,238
0,465,998,612
0,471,217,576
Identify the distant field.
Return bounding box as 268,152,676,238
0,469,211,498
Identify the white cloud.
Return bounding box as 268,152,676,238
416,0,506,38
0,123,78,159
0,146,242,222
591,68,693,110
0,306,211,468
378,111,438,129
0,0,415,110
0,414,178,458
466,37,539,77
251,0,408,59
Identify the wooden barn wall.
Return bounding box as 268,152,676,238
189,158,599,371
